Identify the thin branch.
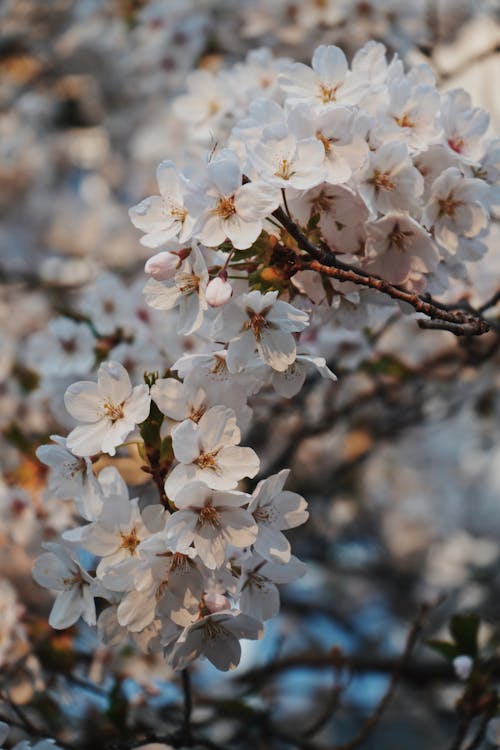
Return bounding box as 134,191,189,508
0,689,41,738
330,605,429,750
281,188,292,219
272,206,490,336
302,258,489,335
463,693,498,750
449,691,500,750
478,289,500,314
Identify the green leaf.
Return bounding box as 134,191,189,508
306,213,320,231
427,639,460,661
450,613,480,657
106,679,128,732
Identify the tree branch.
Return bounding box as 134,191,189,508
331,605,429,750
272,206,490,337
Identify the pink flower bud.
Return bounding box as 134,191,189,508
203,592,231,613
144,251,180,281
206,276,233,307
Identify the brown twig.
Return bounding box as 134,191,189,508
463,693,498,750
479,289,500,314
330,604,429,750
272,206,490,337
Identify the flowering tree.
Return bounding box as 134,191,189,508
1,2,500,749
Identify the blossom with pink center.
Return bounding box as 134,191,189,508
166,481,258,569
423,167,489,254
212,290,309,373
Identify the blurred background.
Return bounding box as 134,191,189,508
0,1,500,748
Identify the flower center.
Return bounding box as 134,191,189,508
438,196,460,218
195,450,220,471
197,502,222,529
316,130,336,154
208,100,220,116
170,552,193,573
204,620,227,640
447,136,464,154
120,527,140,554
310,188,335,213
253,506,270,522
189,404,206,423
370,169,395,192
319,82,340,103
103,400,125,422
61,458,87,479
165,202,188,223
274,158,296,180
214,195,236,219
176,272,200,296
60,338,76,353
243,305,272,341
394,113,414,128
388,224,413,251
209,354,229,379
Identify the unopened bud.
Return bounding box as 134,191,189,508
203,592,231,613
453,654,473,681
144,251,181,281
206,275,233,307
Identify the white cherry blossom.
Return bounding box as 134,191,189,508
24,317,95,378
287,104,368,185
238,553,307,620
423,167,489,254
77,486,166,579
271,353,337,398
64,361,151,457
188,150,280,249
170,610,263,671
362,213,439,284
129,160,194,248
278,44,368,108
32,543,97,629
165,405,259,499
212,290,309,373
248,469,309,563
36,435,102,521
441,89,489,164
143,245,209,335
172,69,233,143
358,141,424,218
151,378,227,425
249,132,326,191
115,537,203,631
166,481,258,569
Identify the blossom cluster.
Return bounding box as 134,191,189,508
133,41,498,315
33,361,309,671
30,40,499,674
